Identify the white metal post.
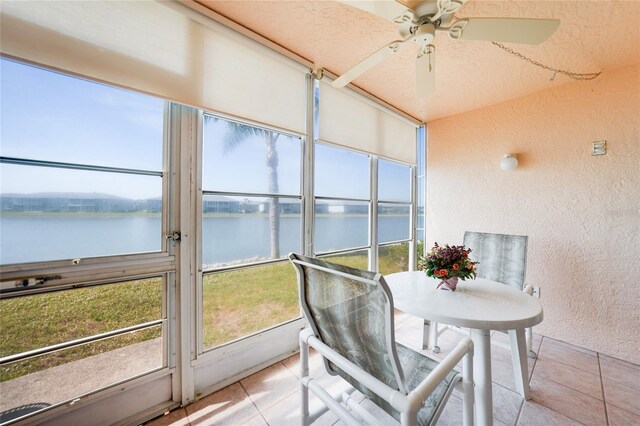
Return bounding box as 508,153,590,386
509,328,531,400
409,163,417,271
471,328,493,426
422,319,440,353
300,334,310,426
462,345,474,426
175,104,198,406
303,74,316,257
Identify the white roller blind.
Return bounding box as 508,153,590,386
319,81,417,164
0,1,307,134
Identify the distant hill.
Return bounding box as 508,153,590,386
1,192,131,200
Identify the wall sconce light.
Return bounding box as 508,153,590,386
500,154,518,171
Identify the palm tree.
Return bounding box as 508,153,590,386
208,117,281,259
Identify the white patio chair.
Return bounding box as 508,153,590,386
424,232,536,398
290,253,474,426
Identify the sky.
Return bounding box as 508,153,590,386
0,58,164,199
1,58,411,201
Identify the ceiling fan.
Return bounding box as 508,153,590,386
332,0,560,97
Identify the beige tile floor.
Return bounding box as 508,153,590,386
147,312,640,426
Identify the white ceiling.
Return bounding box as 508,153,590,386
195,0,640,122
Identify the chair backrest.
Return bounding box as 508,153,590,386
463,231,528,290
289,253,408,395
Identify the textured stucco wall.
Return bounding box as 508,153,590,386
426,63,640,364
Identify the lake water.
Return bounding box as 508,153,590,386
0,215,409,266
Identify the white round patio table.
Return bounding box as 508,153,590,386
385,271,543,426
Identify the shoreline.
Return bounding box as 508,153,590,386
0,212,410,218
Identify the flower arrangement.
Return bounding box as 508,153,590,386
418,243,478,291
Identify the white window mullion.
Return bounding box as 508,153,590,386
168,103,198,406
410,163,417,271
303,74,316,256
370,156,379,272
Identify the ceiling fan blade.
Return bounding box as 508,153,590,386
430,0,465,23
449,18,560,44
416,45,436,98
339,0,415,37
332,37,411,88
338,0,411,22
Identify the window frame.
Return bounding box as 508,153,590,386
312,140,416,273
197,111,307,355
0,58,170,269
313,140,372,259
0,59,177,423
376,156,414,273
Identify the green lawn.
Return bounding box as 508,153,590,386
0,279,162,381
0,243,414,382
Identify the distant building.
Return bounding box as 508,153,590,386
316,203,368,215
258,200,301,214
0,193,159,213
203,195,241,213
0,193,137,213
378,205,410,215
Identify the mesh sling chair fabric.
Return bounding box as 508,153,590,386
463,232,528,291
290,253,470,426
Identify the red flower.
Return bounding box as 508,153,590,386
452,264,460,270
439,269,448,277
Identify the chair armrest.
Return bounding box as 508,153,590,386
302,329,473,418
523,284,534,296
408,338,473,407
302,330,405,407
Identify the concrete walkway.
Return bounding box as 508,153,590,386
0,338,162,413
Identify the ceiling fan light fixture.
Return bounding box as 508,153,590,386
414,23,436,45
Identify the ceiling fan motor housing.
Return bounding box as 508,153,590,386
414,23,436,45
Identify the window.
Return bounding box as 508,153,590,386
0,58,165,265
0,58,169,422
377,158,412,275
200,115,303,350
314,143,370,254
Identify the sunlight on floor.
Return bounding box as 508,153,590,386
146,311,640,426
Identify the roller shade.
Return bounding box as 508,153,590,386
0,1,307,134
318,81,418,164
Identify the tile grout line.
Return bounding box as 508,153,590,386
532,367,605,402
490,379,526,425
238,375,272,426
534,340,605,403
513,335,543,426
519,363,612,426
529,336,606,402
597,353,610,426
527,338,598,426
516,336,592,426
536,350,599,377
528,384,594,426
513,400,525,426
528,336,541,382
543,337,598,356
264,361,303,420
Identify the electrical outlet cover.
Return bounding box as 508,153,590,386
592,141,606,156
